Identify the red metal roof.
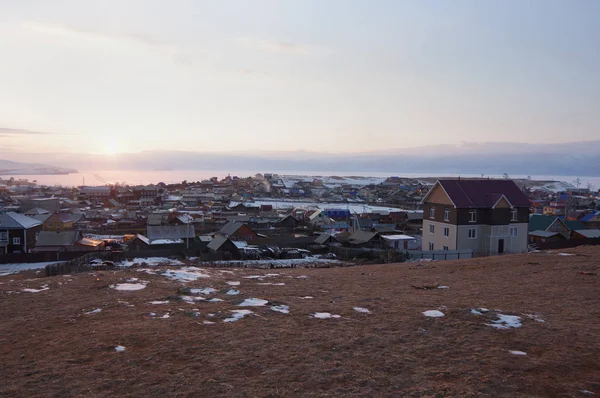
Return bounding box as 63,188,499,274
438,179,530,208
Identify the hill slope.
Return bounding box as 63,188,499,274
1,247,599,397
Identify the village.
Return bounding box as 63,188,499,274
0,173,599,270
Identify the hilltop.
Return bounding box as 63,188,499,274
1,248,599,397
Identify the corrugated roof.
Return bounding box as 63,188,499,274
147,225,195,240
36,231,82,246
436,179,530,208
0,212,43,229
573,229,600,238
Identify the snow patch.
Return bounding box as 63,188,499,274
149,300,169,305
299,296,314,299
189,287,216,295
226,289,240,295
120,257,184,267
271,305,290,314
110,283,146,291
22,284,49,293
207,298,223,303
509,350,527,356
224,309,254,322
353,307,371,314
181,296,206,303
487,314,522,329
312,312,341,319
423,310,445,318
226,281,240,286
85,308,102,315
161,267,210,282
238,298,268,307
114,345,126,352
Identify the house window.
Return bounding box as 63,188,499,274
469,210,477,223
0,231,7,242
468,228,477,239
12,237,21,245
510,227,518,237
443,245,449,251
444,208,450,221
429,207,435,219
443,227,449,237
429,224,435,234
428,242,434,250
511,209,518,221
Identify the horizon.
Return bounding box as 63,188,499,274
1,1,599,156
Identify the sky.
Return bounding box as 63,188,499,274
0,0,599,156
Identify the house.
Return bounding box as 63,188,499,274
348,230,382,247
19,198,60,213
314,233,339,245
207,235,241,258
43,212,82,231
79,186,111,202
571,229,600,240
32,231,104,252
528,214,585,243
308,209,333,227
126,234,185,251
275,214,301,229
0,212,44,254
421,179,530,256
580,211,600,229
147,225,195,244
217,222,259,241
33,231,82,252
381,234,418,250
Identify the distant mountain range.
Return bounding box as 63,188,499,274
1,140,599,176
0,159,77,176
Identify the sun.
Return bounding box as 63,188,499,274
100,138,126,155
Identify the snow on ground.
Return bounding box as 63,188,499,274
202,320,216,325
110,283,147,291
159,267,211,282
181,296,206,303
224,309,254,322
0,261,64,276
208,298,223,303
509,350,527,356
189,287,216,295
22,284,49,293
353,307,371,314
523,313,545,323
312,312,341,319
85,308,102,315
271,305,290,314
114,345,126,352
226,289,240,295
558,253,575,256
226,281,240,286
299,296,314,299
203,257,340,268
422,310,445,318
487,314,522,329
257,282,286,286
238,298,269,307
119,257,184,267
437,285,449,289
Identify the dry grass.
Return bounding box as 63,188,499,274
1,247,599,397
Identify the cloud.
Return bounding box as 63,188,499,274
0,128,76,136
21,21,185,59
234,37,316,55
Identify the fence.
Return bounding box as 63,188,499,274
535,238,600,251
406,249,473,261
0,251,94,265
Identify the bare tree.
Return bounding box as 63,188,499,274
573,178,582,188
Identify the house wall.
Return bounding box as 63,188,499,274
3,225,43,253
422,220,457,251
455,223,528,256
